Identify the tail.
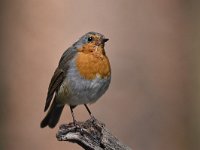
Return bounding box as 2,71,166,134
40,100,64,128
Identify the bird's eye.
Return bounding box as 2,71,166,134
87,36,93,42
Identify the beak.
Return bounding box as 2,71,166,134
102,38,109,43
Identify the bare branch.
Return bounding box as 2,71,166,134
56,118,132,150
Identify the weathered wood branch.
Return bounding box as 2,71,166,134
56,118,132,150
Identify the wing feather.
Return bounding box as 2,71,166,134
44,47,77,111
44,68,64,111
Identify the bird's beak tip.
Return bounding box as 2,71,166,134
103,38,109,43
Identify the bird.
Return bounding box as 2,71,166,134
40,32,111,128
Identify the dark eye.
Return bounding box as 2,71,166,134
87,36,93,42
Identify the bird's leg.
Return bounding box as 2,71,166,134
70,105,78,126
84,104,95,121
69,105,84,133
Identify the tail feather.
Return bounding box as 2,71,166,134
40,100,64,128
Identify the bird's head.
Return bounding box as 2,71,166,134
74,32,109,54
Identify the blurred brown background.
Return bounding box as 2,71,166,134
0,0,199,150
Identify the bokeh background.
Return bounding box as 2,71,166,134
0,0,199,150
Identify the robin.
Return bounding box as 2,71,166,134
40,32,111,128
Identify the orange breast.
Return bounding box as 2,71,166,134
76,52,111,80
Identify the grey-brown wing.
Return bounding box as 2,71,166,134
44,47,77,112
44,68,64,111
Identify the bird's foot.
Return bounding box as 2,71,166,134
72,121,84,133
90,115,97,124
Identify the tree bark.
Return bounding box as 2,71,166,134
56,118,132,150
